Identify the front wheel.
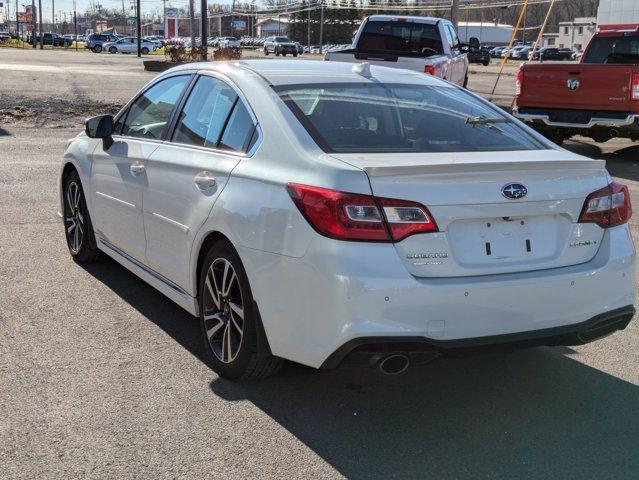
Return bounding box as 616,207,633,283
264,48,269,56
108,46,117,54
199,240,283,380
141,47,149,55
63,171,100,262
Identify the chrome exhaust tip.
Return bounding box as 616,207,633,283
378,354,410,375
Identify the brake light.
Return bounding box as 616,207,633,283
579,182,632,228
515,67,523,96
632,73,639,100
424,65,435,75
287,183,438,242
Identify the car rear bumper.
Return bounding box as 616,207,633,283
513,107,639,130
240,224,636,368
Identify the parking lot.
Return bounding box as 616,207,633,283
0,49,637,479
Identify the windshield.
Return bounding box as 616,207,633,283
275,37,291,42
357,20,444,57
583,36,639,64
277,83,545,153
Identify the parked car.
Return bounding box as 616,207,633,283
144,36,165,48
490,46,506,58
33,32,72,47
60,60,635,380
515,29,639,144
325,15,471,87
263,36,298,56
0,32,11,42
86,33,120,53
102,37,156,55
218,37,240,48
467,46,490,66
294,41,304,54
510,46,532,59
529,47,573,61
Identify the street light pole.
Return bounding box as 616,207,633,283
136,0,140,56
200,0,207,60
31,0,35,47
37,0,42,48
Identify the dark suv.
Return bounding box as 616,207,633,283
86,33,120,53
531,47,573,61
263,36,298,56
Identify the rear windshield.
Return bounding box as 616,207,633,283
357,20,444,57
277,83,544,153
583,36,639,64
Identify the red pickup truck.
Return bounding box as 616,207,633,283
514,29,639,144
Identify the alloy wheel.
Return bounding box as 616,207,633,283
64,181,84,254
202,258,245,364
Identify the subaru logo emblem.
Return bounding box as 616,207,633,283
502,183,527,200
567,78,580,91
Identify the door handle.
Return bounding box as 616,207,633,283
194,171,217,189
130,162,146,174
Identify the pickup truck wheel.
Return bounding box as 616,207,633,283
483,59,490,66
543,131,567,145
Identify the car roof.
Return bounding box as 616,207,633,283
167,59,448,87
366,14,442,25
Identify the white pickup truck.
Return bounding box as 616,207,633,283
324,15,472,87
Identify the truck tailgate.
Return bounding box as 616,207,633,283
518,64,636,112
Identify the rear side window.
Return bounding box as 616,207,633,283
278,83,544,153
357,20,443,57
583,36,639,64
219,101,255,153
173,76,238,148
119,75,189,139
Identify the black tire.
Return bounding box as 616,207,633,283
108,46,117,54
93,44,102,53
483,59,490,66
293,52,298,57
541,130,567,145
63,170,101,262
141,47,149,55
463,75,469,89
199,240,283,380
264,48,269,56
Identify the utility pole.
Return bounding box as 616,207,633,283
37,0,41,48
450,0,459,29
162,0,166,37
73,0,77,51
51,0,54,32
31,0,35,47
136,0,140,56
307,1,310,51
318,1,324,54
189,0,195,50
200,0,207,60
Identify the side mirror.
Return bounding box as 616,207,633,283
85,114,114,149
468,37,480,49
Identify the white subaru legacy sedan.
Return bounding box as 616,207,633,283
59,60,636,379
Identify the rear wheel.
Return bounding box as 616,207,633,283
93,44,102,53
63,171,100,262
199,240,283,380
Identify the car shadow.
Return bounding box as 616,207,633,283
81,256,638,480
563,140,639,183
0,125,11,137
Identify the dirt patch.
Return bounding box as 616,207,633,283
0,96,123,128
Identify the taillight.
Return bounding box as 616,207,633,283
632,73,639,100
424,65,435,75
579,182,632,228
515,67,523,96
286,183,438,242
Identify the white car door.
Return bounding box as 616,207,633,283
89,74,191,262
142,73,258,290
121,38,134,53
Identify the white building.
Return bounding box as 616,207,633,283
255,17,290,38
556,17,596,50
597,0,639,30
456,21,513,45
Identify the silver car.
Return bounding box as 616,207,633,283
103,37,156,55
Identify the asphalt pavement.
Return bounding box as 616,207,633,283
0,49,637,480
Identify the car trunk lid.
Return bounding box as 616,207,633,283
330,149,609,278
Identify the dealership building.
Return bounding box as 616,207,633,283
597,0,639,30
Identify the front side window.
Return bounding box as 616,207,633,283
119,75,189,139
278,83,544,153
357,20,444,57
172,75,247,149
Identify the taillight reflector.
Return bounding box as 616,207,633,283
515,67,523,96
287,183,438,242
424,65,436,75
579,182,632,228
632,73,639,100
